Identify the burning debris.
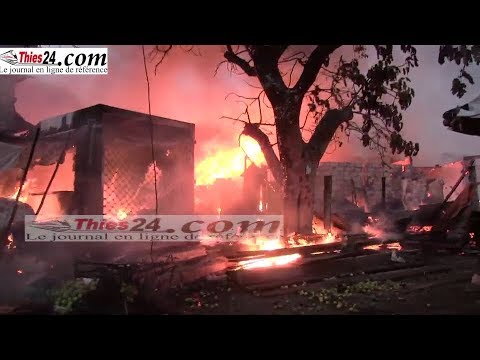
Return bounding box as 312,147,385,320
1,103,480,314
237,253,302,270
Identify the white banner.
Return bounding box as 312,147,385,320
24,215,284,242
0,47,108,75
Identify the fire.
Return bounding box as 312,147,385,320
10,187,28,203
241,232,339,253
195,136,266,186
363,242,402,251
6,233,15,250
363,224,385,239
387,242,402,250
116,209,129,220
238,253,301,270
408,225,433,233
16,269,23,275
363,244,382,251
312,216,343,242
8,180,31,203
324,232,336,244
241,236,285,251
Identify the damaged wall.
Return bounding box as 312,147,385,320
314,159,471,215
312,161,464,214
315,162,404,213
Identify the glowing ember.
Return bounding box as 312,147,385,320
363,244,382,251
363,224,384,239
312,217,342,240
6,233,14,250
408,225,433,233
387,242,402,250
258,186,264,212
470,232,475,239
9,185,29,203
195,136,266,186
258,200,264,212
116,209,129,220
324,232,336,244
238,253,301,270
241,236,284,251
363,242,402,251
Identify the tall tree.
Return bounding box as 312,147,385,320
152,45,479,235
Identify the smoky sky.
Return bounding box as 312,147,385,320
14,45,480,166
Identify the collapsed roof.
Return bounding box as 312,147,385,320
443,93,480,136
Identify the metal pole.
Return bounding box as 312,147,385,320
36,131,73,215
2,126,41,245
382,176,386,209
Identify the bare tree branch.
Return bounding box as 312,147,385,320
224,45,257,76
242,123,283,184
293,45,341,96
150,45,174,75
248,46,289,104
307,107,353,159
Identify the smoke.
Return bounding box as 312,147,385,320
13,45,480,167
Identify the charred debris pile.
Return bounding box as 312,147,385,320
1,105,480,313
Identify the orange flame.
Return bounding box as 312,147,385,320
240,236,285,251
258,200,264,212
408,225,433,233
363,224,385,239
363,242,402,251
8,180,31,203
116,209,129,220
195,136,266,186
388,242,402,250
7,233,15,250
238,253,301,270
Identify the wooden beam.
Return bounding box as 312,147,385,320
235,251,423,290
2,126,40,245
381,176,386,209
324,175,332,233
227,241,345,260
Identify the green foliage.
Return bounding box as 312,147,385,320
438,45,480,98
307,45,421,160
298,280,401,312
151,45,480,164
48,279,99,314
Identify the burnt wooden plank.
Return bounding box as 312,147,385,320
227,241,345,260
324,175,332,232
236,251,423,290
258,263,445,297
139,255,228,294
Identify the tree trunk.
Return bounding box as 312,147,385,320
283,158,317,235
275,101,319,235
